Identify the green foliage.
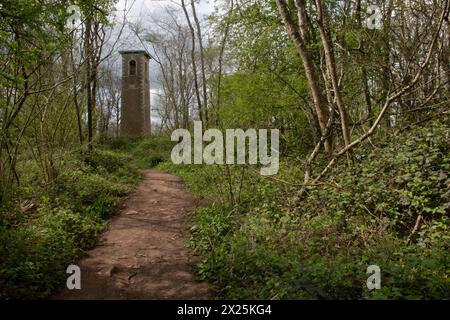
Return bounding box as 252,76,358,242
0,133,175,299
129,137,173,167
312,123,450,237
0,205,106,299
158,121,450,300
220,72,313,155
104,136,174,168
0,147,140,299
77,149,131,173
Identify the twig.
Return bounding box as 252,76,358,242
407,214,422,244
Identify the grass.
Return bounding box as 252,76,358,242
1,126,448,300
0,136,173,299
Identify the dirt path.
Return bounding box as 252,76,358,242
54,169,211,299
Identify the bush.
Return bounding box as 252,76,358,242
129,137,174,167
159,121,450,299
77,149,131,173
0,147,140,299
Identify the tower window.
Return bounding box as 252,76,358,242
129,60,136,76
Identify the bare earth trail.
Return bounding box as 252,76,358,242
55,169,212,299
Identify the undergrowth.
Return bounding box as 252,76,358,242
0,136,171,299
157,121,450,299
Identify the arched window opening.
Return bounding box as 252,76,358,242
129,60,136,76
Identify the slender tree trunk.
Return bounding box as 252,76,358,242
70,46,84,144
84,17,93,150
354,0,373,126
275,0,332,153
315,0,351,151
191,0,208,124
181,0,204,124
216,0,234,125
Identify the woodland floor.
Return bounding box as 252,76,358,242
53,169,212,300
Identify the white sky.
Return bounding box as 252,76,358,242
116,0,214,19
108,0,215,125
113,0,214,52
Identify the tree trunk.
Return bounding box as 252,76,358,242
191,0,208,125
84,17,93,150
275,0,332,153
181,0,204,124
315,0,351,151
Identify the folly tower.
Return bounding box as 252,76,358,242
119,50,151,137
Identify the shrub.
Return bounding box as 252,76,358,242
0,147,140,299
159,121,450,299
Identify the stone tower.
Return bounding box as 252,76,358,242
119,50,151,137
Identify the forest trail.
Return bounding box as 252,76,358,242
54,169,212,299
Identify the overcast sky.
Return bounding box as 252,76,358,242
113,0,214,52
116,0,214,20
104,1,216,124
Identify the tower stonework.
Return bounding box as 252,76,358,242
120,50,151,137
